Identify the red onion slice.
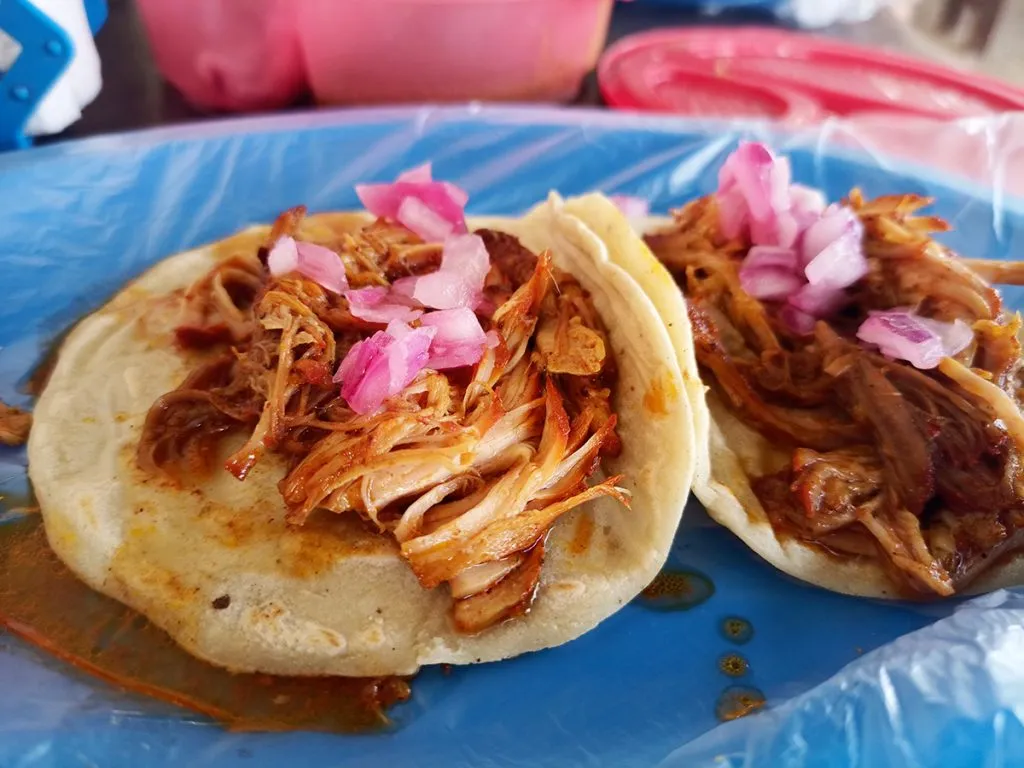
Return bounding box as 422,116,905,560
788,283,848,316
345,286,422,324
716,184,749,242
420,307,488,370
268,236,349,294
802,206,867,290
919,316,975,355
440,233,490,286
393,272,477,311
857,310,973,370
717,142,795,247
397,196,456,243
334,321,436,414
802,204,860,262
395,163,469,206
392,234,489,310
744,245,800,273
295,241,349,294
719,142,790,222
739,265,805,302
790,184,827,226
397,164,432,184
267,235,299,275
355,164,469,241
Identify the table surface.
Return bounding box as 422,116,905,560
58,0,918,142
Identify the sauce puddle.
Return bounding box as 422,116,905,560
637,568,715,611
0,516,409,732
717,652,749,678
721,616,754,644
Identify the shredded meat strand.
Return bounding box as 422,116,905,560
961,259,1024,286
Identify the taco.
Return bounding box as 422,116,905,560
577,144,1024,599
27,166,696,676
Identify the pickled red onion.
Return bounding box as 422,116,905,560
856,310,973,370
355,163,468,242
267,236,349,294
788,283,848,316
718,144,870,332
345,286,421,323
717,142,794,246
334,321,435,414
803,205,867,289
397,196,457,243
420,308,488,370
392,234,489,310
398,163,469,207
440,233,490,285
790,184,827,228
744,245,799,272
739,265,804,301
397,164,432,184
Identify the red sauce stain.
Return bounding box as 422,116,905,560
0,516,409,733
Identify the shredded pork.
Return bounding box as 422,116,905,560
647,190,1024,597
138,212,627,633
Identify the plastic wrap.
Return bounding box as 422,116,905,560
2,106,1024,767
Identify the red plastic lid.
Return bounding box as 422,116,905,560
598,27,1024,123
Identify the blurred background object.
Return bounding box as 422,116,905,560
0,0,104,148
295,0,614,104
897,0,1024,87
134,0,614,110
133,0,304,111
11,0,1024,143
597,26,1024,121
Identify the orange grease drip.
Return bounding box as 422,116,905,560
0,516,409,733
569,514,595,555
642,373,678,417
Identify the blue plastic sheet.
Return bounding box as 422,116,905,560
2,106,1024,767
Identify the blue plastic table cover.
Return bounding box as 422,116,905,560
2,106,1024,768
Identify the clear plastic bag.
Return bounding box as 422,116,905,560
1,106,1023,767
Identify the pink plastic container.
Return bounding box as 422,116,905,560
135,0,307,112
135,0,614,111
298,0,614,104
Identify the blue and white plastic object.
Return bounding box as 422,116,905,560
0,0,104,150
626,0,882,27
2,107,1024,767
